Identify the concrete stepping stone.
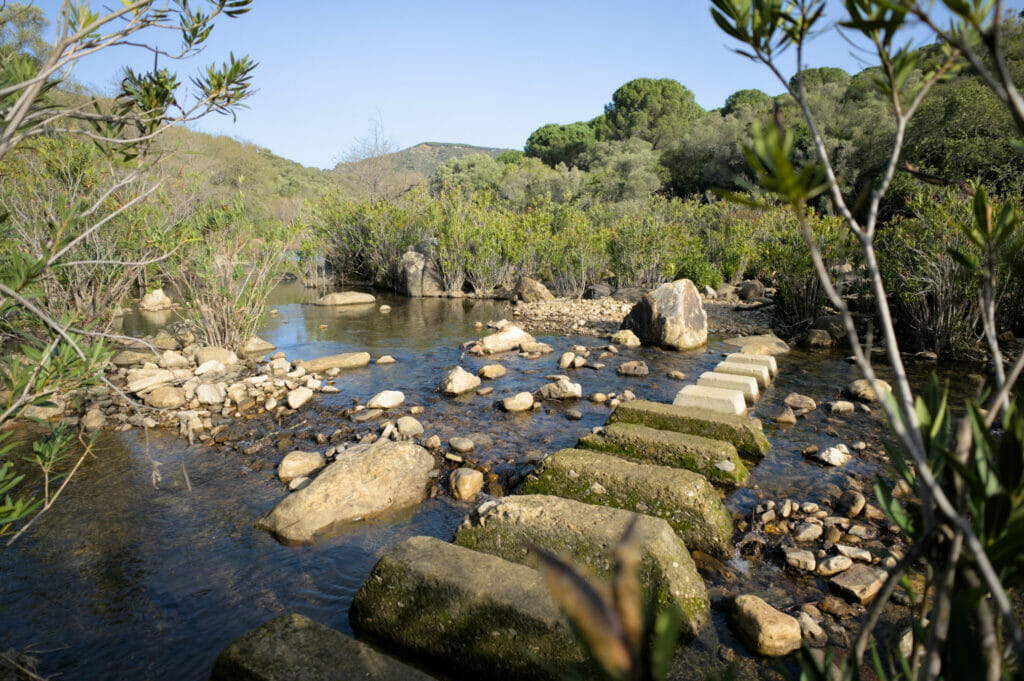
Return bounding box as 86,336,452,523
579,421,748,486
349,536,596,681
726,352,779,377
211,612,436,681
520,448,733,558
454,495,709,637
697,371,759,403
609,399,771,458
674,384,747,415
714,361,771,388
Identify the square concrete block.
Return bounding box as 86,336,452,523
714,361,771,388
697,371,759,403
726,352,778,377
673,384,747,415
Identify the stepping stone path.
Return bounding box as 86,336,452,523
316,337,795,675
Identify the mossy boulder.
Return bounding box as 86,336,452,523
349,536,595,681
454,495,709,638
609,399,771,458
210,612,435,681
579,422,748,487
520,448,733,558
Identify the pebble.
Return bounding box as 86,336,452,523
792,523,823,542
376,355,396,364
836,490,866,517
667,370,687,380
783,547,816,571
815,555,853,576
449,437,474,453
831,400,855,415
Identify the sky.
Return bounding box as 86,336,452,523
29,0,1024,169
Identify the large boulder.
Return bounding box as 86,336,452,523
455,495,709,637
521,448,733,558
398,250,445,298
478,325,535,354
514,277,554,303
621,279,708,350
210,612,435,681
302,352,370,374
350,536,596,681
138,288,173,311
257,441,434,544
314,291,376,306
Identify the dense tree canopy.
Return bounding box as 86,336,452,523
594,78,704,150
524,122,596,169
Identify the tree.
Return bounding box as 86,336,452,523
595,78,704,150
0,0,256,545
524,121,596,169
335,115,403,201
711,0,1024,678
582,138,664,202
0,3,49,61
722,88,773,115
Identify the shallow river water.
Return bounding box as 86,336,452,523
0,284,980,680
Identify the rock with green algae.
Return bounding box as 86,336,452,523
609,399,771,458
520,448,733,558
210,612,435,681
579,422,748,487
453,494,709,638
349,535,596,681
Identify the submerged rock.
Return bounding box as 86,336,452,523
210,612,435,681
303,352,370,373
314,291,375,306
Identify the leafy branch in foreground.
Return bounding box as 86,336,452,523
710,0,1024,679
0,1,256,545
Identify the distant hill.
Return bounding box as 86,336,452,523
332,142,513,199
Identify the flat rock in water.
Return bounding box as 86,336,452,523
478,325,535,354
579,421,748,487
302,352,371,374
729,594,802,657
478,364,506,379
785,393,817,411
257,441,434,545
621,279,708,350
314,291,375,306
830,563,887,604
210,612,435,681
454,495,709,637
609,399,771,458
349,536,595,681
616,360,649,377
367,390,404,410
520,448,732,558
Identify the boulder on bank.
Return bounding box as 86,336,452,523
621,279,708,350
398,248,444,297
736,279,765,301
520,448,733,558
314,291,376,306
210,612,435,681
139,288,173,311
454,495,709,637
349,536,595,681
257,441,435,545
514,277,554,303
302,352,370,374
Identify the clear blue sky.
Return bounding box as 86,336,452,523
32,1,1018,169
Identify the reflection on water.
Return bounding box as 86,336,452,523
0,283,982,680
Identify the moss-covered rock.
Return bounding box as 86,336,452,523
520,448,732,558
210,612,435,681
349,536,596,681
579,422,748,487
454,495,709,638
609,399,771,458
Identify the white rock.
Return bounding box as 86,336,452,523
502,392,535,412
440,366,481,396
196,383,226,405
278,450,325,483
287,386,314,410
449,468,484,500
367,390,405,410
194,360,225,376
819,444,851,466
